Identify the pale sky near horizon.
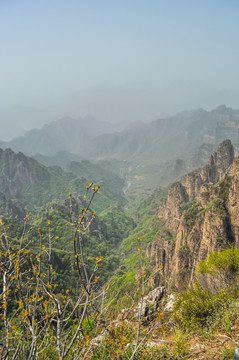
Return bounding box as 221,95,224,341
0,0,239,138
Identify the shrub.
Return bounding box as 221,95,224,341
173,282,231,330
198,247,239,290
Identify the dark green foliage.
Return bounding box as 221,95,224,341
211,197,225,214
200,190,210,199
183,203,199,228
202,175,232,216
180,199,197,212
173,282,231,330
208,175,232,216
1,217,27,240
101,205,136,247
49,249,77,291
215,174,232,202
27,198,136,286
217,236,226,248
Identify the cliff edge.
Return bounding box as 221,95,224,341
150,140,238,290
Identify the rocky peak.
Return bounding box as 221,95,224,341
158,182,188,233
183,139,234,200
149,140,237,290
208,139,234,178
158,140,234,234
0,147,51,199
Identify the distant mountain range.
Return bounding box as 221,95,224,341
0,116,116,156
87,105,239,162
1,105,239,201
0,105,238,162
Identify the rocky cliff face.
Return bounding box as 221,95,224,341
150,140,238,290
158,140,234,234
0,148,50,198
0,192,26,219
181,139,234,201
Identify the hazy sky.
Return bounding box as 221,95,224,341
0,0,239,139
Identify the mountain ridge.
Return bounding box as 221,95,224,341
0,147,126,214
1,105,239,209
149,139,238,290
0,116,117,156
1,105,239,162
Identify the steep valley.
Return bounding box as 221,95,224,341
2,108,239,358
1,105,239,206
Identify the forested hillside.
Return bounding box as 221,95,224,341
0,148,125,213
1,110,239,358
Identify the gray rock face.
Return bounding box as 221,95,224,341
150,140,238,290
158,140,234,232
0,148,50,198
181,139,234,202
116,286,165,324
233,347,239,360
164,294,175,312
158,182,189,233
211,139,234,177
135,286,165,319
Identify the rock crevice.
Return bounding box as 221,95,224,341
150,140,238,290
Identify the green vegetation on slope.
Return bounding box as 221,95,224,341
107,187,167,312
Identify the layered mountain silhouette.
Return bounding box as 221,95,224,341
1,105,239,199
0,116,116,156
0,106,238,164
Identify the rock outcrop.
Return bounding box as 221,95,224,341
181,139,234,200
0,192,26,219
150,140,238,290
0,148,50,198
116,286,165,324
158,140,234,234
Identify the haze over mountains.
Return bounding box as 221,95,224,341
0,147,125,216
0,105,238,203
0,116,117,156
1,105,239,159
1,1,239,357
